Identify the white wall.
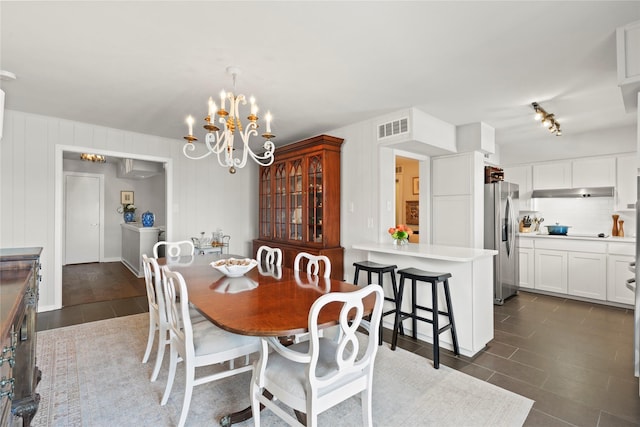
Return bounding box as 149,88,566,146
533,197,635,237
1,110,258,311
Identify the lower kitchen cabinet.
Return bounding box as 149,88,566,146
534,249,568,294
518,247,534,290
607,254,635,305
520,237,635,307
567,252,607,301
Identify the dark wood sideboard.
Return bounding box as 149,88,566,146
0,247,42,426
253,135,344,280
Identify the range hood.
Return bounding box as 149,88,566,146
116,158,163,179
531,187,614,198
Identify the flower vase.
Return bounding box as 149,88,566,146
393,238,408,246
141,211,155,227
124,211,135,223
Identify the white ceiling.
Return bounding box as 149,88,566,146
1,1,639,153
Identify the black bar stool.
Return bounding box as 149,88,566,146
391,268,460,369
353,260,404,345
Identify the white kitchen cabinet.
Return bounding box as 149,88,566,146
121,223,160,278
567,252,607,301
432,154,472,196
607,255,635,305
534,249,568,293
432,195,472,247
616,154,637,211
532,162,571,190
518,247,534,290
502,165,535,211
572,157,615,188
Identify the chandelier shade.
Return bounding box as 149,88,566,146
182,67,276,174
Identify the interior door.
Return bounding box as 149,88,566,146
65,173,101,264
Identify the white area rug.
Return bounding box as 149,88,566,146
32,314,533,426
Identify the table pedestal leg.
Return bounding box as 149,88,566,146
219,391,272,427
219,391,306,426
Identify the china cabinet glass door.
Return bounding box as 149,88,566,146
274,163,287,240
308,154,323,243
288,160,303,241
259,167,272,238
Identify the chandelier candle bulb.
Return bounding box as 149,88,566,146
186,115,194,136
266,111,272,133
208,97,215,116
220,90,226,112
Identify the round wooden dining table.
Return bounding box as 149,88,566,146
161,253,373,336
159,253,375,427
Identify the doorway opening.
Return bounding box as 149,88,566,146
55,145,173,310
395,156,420,242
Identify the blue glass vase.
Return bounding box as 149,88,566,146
124,211,135,223
141,211,155,227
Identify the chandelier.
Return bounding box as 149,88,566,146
183,67,276,174
531,102,562,136
80,153,106,163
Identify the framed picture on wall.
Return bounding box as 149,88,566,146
412,177,419,195
406,201,419,226
121,191,134,205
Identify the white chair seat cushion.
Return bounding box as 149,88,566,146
264,338,363,399
192,321,260,358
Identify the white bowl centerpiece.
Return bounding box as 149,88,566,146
211,258,258,277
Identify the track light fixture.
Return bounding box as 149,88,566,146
531,102,562,136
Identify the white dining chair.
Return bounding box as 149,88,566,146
160,266,261,427
153,240,195,258
141,254,204,382
294,252,331,278
250,285,384,427
256,245,283,266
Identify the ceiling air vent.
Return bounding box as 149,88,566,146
378,118,409,140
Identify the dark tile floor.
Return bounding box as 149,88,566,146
40,265,640,426
62,261,146,306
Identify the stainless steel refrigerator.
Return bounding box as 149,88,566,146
633,176,640,394
484,181,519,305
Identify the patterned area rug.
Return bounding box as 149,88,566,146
32,314,533,426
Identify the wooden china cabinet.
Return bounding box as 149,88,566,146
253,134,344,280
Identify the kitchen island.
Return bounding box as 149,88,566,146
352,242,498,357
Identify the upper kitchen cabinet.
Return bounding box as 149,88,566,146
253,135,344,280
532,157,615,190
432,152,484,248
616,153,637,211
502,165,534,211
616,19,640,113
571,157,615,188
532,161,572,189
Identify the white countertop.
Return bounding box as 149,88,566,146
352,242,498,262
121,222,161,232
518,233,635,243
